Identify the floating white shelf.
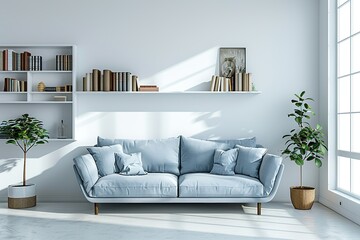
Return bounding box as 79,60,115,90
0,70,72,73
76,91,262,94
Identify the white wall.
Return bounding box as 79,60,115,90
0,0,320,202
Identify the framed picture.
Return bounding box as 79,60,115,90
219,48,246,77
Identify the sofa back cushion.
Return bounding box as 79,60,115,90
180,136,232,174
98,136,180,175
87,144,124,177
209,137,257,148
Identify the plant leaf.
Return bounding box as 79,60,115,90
315,159,322,167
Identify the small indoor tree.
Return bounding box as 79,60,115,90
0,114,49,186
282,91,328,187
282,91,328,210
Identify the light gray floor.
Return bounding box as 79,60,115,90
0,202,359,240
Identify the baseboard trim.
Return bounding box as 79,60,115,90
319,196,360,225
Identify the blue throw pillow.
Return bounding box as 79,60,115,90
210,148,239,175
234,145,267,178
87,144,123,177
115,152,147,175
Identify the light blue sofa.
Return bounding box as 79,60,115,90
73,136,284,215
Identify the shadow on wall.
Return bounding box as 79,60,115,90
0,141,76,159
0,146,88,201
0,140,78,181
0,158,18,174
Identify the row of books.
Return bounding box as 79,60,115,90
40,85,73,92
56,55,72,71
82,69,139,92
3,78,27,92
210,73,253,92
0,49,44,71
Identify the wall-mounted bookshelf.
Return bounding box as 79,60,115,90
0,45,76,140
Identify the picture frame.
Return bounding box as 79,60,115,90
219,48,246,77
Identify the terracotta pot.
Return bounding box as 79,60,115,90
8,184,36,209
290,186,315,210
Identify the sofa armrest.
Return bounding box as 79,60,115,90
259,154,283,195
73,154,99,193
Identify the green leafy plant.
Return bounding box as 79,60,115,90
282,91,328,188
0,114,49,186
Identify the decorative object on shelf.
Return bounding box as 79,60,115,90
282,91,327,210
219,48,246,76
58,120,66,139
37,82,45,92
0,114,49,209
221,57,236,78
82,69,139,92
139,85,159,92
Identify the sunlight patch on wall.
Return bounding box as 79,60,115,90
76,111,222,142
141,47,218,91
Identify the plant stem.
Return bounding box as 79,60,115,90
23,143,27,186
300,165,303,188
23,151,26,186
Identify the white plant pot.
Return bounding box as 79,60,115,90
8,184,36,209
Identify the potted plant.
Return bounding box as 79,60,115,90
0,114,49,209
282,91,327,210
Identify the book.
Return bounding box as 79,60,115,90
23,51,31,70
139,86,159,92
92,69,100,91
210,75,216,91
242,72,247,91
126,72,132,92
54,96,67,101
103,69,111,91
247,73,252,91
0,52,3,71
132,75,139,91
7,49,13,71
235,72,243,91
3,50,8,71
44,87,57,92
83,73,91,91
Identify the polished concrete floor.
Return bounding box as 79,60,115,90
0,202,359,240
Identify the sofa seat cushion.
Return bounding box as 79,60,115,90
91,173,178,198
179,173,264,198
98,137,180,175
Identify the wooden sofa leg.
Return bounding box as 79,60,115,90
257,203,261,215
94,203,99,215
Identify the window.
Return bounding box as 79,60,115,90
337,0,360,197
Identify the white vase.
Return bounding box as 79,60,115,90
8,184,36,209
